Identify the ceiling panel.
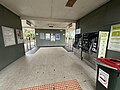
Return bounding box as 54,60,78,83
0,0,110,29
0,0,35,16
52,0,110,20
29,0,52,18
0,0,110,20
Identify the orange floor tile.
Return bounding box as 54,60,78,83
19,80,82,90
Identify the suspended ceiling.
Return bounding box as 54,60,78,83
0,0,110,29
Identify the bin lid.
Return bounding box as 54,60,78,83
97,58,120,70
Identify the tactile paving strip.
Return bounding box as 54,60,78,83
19,80,82,90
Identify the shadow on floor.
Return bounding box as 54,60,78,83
26,47,40,54
63,46,73,52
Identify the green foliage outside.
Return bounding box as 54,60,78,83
23,29,35,41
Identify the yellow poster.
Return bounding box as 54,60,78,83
98,31,109,58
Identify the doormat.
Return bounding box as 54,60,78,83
19,80,82,90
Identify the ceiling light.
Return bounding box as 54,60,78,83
48,24,54,27
66,0,77,7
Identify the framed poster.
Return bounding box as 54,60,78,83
108,24,120,52
46,33,50,40
2,26,16,47
51,33,55,41
56,33,60,40
40,33,45,39
16,29,24,44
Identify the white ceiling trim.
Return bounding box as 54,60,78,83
21,16,76,23
23,26,67,30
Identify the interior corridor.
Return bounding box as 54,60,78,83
0,47,95,90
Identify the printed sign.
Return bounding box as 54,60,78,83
51,33,55,41
98,31,109,58
40,33,45,39
76,28,81,34
2,26,16,47
46,33,50,40
98,69,109,89
108,24,120,52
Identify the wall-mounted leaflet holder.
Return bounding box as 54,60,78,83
73,34,82,49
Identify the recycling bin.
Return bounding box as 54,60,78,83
96,58,120,90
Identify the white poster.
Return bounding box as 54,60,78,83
2,26,16,47
98,31,109,58
108,24,120,52
16,29,24,44
76,28,81,34
40,33,45,39
36,33,39,36
51,33,55,41
46,33,50,40
98,69,109,89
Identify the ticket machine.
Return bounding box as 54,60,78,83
82,31,109,70
73,34,83,59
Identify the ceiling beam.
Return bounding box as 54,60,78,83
22,26,67,30
21,16,76,23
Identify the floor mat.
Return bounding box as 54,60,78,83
19,80,82,90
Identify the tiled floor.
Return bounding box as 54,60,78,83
0,47,96,90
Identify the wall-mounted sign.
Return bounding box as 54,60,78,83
46,33,50,40
51,33,55,41
16,29,24,44
98,31,109,58
40,33,45,39
2,26,16,47
36,33,39,36
56,33,60,40
26,20,31,26
98,69,109,89
76,28,81,34
108,24,120,52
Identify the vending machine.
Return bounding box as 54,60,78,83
82,31,109,70
73,34,82,48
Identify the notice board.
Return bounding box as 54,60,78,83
2,26,16,47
